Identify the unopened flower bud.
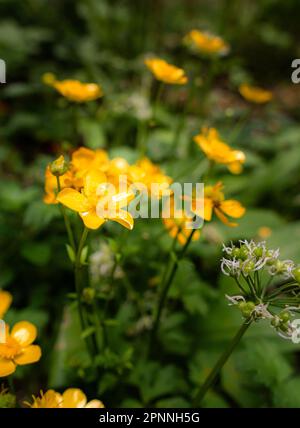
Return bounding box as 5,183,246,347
50,155,69,176
253,247,263,258
82,287,95,304
292,267,300,284
238,245,249,260
279,311,291,323
0,390,16,408
243,260,255,274
239,301,255,318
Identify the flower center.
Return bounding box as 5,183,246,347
0,336,22,359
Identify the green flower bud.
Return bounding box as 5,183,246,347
243,260,255,274
82,287,95,304
254,247,263,258
279,311,291,323
0,391,16,408
238,245,249,260
50,155,69,176
239,301,255,318
271,316,280,328
231,248,240,258
292,267,300,284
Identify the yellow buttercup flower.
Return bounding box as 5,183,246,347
163,198,200,245
192,182,245,227
52,79,103,102
26,388,104,408
0,291,12,319
145,58,188,85
184,30,229,56
239,84,273,104
194,127,245,174
131,158,173,198
57,170,134,230
71,147,109,188
0,321,42,377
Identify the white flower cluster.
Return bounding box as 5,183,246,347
221,240,294,278
89,242,123,284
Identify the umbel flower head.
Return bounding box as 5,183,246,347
145,57,188,85
194,127,245,174
26,388,104,408
47,77,103,102
57,170,134,230
0,290,12,319
221,240,300,341
184,29,230,56
0,321,42,377
239,83,273,104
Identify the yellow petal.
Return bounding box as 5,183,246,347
62,388,87,408
108,209,134,230
111,191,135,209
11,321,37,346
85,400,105,408
57,188,89,212
214,207,237,227
14,345,41,365
204,198,213,221
84,170,106,197
0,358,16,377
80,211,105,230
228,162,243,174
0,290,13,318
220,200,246,219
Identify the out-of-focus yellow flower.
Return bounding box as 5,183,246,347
163,198,200,245
145,58,188,85
258,226,272,239
239,84,273,104
71,147,109,188
131,158,172,198
192,182,245,227
184,30,229,56
0,321,42,377
44,166,75,205
0,291,12,319
194,127,245,174
52,79,103,102
57,170,134,230
26,388,104,408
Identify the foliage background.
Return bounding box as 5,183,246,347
1,0,300,408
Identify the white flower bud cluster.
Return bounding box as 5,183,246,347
221,240,287,278
89,242,123,284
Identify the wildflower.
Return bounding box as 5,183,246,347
71,147,109,187
257,226,272,239
26,388,104,408
0,321,41,377
239,83,273,104
163,198,201,245
145,58,188,85
184,29,229,56
57,170,134,230
192,182,245,227
0,291,12,319
194,127,245,174
131,158,172,198
52,79,103,102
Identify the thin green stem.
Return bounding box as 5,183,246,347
193,318,252,407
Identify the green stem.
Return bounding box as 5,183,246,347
149,228,196,350
153,82,164,122
193,318,252,406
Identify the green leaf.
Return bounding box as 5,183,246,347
21,242,51,266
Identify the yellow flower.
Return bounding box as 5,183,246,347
192,182,245,227
52,79,103,102
184,30,229,56
43,166,75,205
57,170,134,230
131,158,172,198
258,226,272,239
163,198,200,245
71,147,109,188
26,388,104,408
194,127,245,174
239,84,273,104
0,291,12,319
145,58,188,85
0,321,42,377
